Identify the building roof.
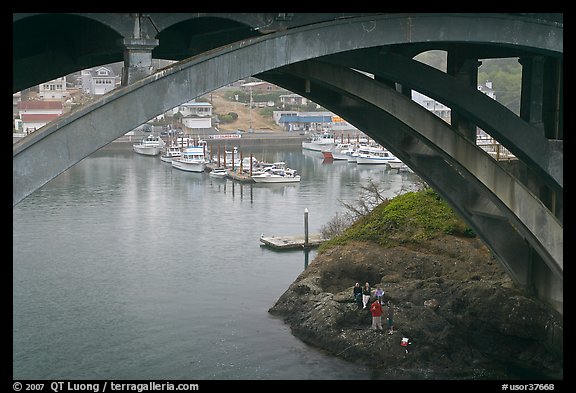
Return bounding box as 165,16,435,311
18,100,63,110
21,113,61,122
179,101,212,107
278,115,333,123
90,66,115,77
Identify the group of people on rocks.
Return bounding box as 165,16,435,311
353,282,394,334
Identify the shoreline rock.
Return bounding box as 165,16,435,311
269,237,563,379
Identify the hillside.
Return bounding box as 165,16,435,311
205,90,282,132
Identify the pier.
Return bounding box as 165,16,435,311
259,233,327,250
224,170,254,182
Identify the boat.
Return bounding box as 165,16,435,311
171,143,209,173
133,134,165,156
302,132,336,152
160,144,182,163
209,167,228,178
322,142,356,161
251,164,301,183
356,146,400,165
346,149,358,163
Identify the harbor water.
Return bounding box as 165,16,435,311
13,145,422,380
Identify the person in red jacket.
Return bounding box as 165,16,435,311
370,298,383,330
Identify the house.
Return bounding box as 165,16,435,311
171,100,213,129
240,81,280,92
172,101,213,118
81,66,119,95
18,100,64,134
38,77,69,100
279,94,308,106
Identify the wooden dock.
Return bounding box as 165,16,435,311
259,233,327,250
226,170,254,182
206,163,255,182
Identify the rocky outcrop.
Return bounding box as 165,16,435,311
269,237,563,379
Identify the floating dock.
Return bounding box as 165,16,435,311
226,170,254,182
260,233,327,250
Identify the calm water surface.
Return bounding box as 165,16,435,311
13,146,422,380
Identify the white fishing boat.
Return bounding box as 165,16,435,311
356,146,399,165
251,165,301,183
322,142,356,161
302,132,336,152
160,144,182,163
346,138,370,163
133,134,165,156
171,144,209,173
209,167,228,178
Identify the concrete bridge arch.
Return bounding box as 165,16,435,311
13,13,563,313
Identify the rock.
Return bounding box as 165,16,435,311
424,299,440,310
269,237,563,379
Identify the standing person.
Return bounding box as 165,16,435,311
370,298,383,330
362,282,371,309
374,286,384,304
353,282,363,309
387,301,395,334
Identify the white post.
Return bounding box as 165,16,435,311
304,208,309,248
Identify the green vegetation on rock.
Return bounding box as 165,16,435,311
320,188,474,251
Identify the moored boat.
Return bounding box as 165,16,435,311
209,167,228,178
133,134,165,156
160,144,182,163
171,143,209,173
302,132,336,152
322,142,355,161
251,166,301,183
356,146,399,165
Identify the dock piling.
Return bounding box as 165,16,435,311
304,208,309,248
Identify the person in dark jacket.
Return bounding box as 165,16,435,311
353,282,363,309
386,301,395,334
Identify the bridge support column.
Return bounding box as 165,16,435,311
519,56,546,134
121,38,159,86
447,49,481,142
519,56,563,140
518,56,564,220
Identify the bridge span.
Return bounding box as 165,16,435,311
13,13,563,316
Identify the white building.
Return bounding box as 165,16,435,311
172,101,213,118
82,66,119,95
17,100,64,134
279,94,308,106
170,100,213,130
38,77,69,100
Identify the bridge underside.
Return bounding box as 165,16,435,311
13,13,563,315
259,61,562,314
